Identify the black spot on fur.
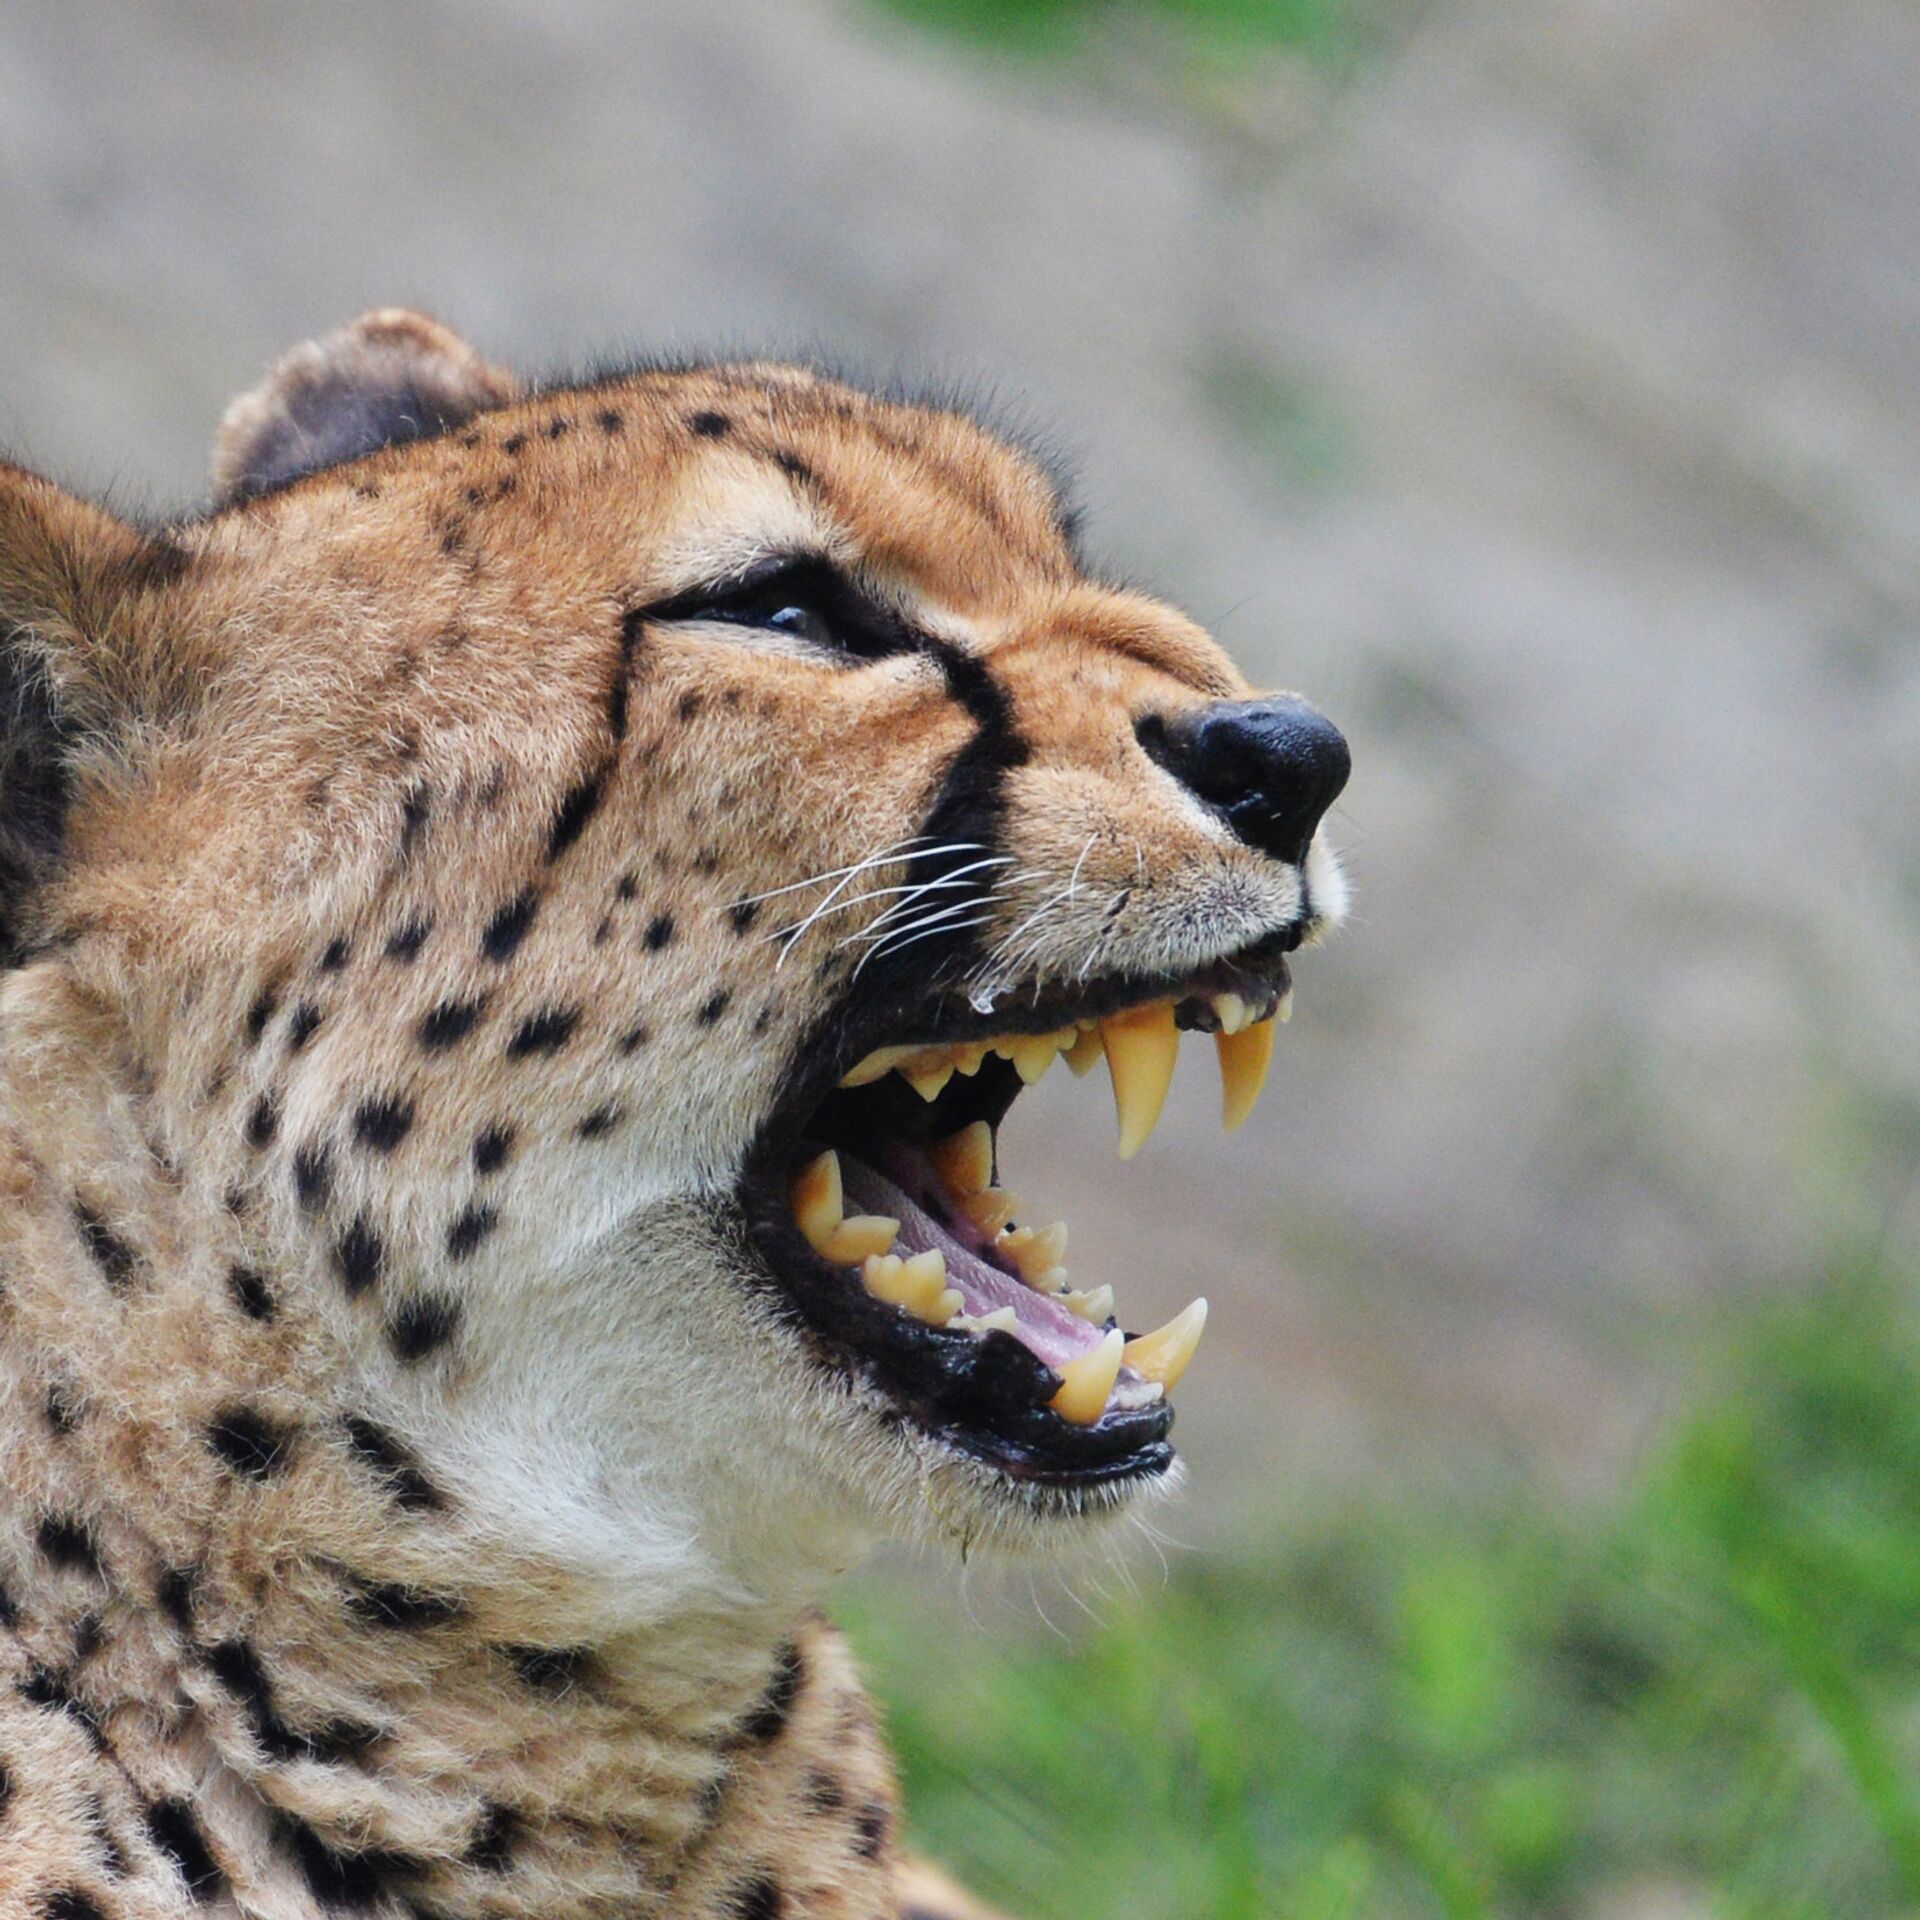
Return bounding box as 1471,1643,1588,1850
400,782,431,857
0,1755,10,1822
353,1096,414,1153
697,991,731,1026
853,1802,890,1860
805,1770,845,1814
292,1144,333,1212
676,690,703,722
772,450,814,485
728,900,759,934
39,1892,107,1920
618,1023,650,1054
482,890,539,961
319,936,351,973
157,1567,198,1631
348,1577,464,1630
545,414,572,439
207,1640,382,1767
245,987,279,1045
387,1294,462,1365
546,765,610,861
385,915,432,962
575,1105,623,1140
506,1643,596,1694
229,1263,275,1320
332,1216,385,1297
738,1643,803,1744
615,871,639,901
690,410,731,439
471,1124,515,1175
445,1204,498,1259
419,997,487,1049
506,1007,579,1057
286,1001,323,1051
20,1667,103,1748
0,1582,17,1629
72,1202,135,1290
503,431,527,456
466,1803,519,1873
727,1875,783,1920
644,913,675,950
208,1407,295,1481
246,1094,279,1150
37,1514,101,1578
342,1417,444,1512
278,1813,423,1909
71,1610,102,1662
45,1381,77,1435
146,1798,226,1895
610,610,647,741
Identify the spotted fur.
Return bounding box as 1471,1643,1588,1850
0,310,1347,1916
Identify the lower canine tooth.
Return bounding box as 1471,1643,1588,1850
928,1121,993,1197
1050,1328,1124,1425
1064,1284,1115,1323
1217,1018,1276,1132
1122,1298,1207,1391
1101,1002,1180,1159
959,1188,1021,1235
792,1150,845,1253
824,1214,899,1263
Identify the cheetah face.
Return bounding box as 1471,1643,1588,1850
1,313,1348,1566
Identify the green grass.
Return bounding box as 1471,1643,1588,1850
842,1256,1920,1917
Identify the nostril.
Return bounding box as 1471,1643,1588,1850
1142,696,1350,867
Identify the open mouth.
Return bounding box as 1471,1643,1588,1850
739,930,1300,1488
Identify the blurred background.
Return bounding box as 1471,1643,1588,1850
5,2,1918,1912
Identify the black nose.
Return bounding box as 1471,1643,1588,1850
1139,696,1350,866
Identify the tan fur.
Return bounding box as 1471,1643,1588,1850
0,313,1344,1917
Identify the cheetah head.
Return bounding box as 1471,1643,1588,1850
0,312,1347,1604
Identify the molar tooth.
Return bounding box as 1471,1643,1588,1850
824,1214,899,1264
1049,1328,1124,1425
928,1121,993,1197
1030,1265,1071,1295
840,1045,917,1088
959,1187,1021,1235
1122,1298,1207,1391
1101,1001,1180,1159
1006,1033,1063,1083
861,1250,957,1325
998,1221,1068,1282
903,1060,955,1102
1063,1284,1115,1323
950,1042,990,1077
1211,991,1250,1036
791,1150,844,1253
1062,1027,1104,1077
1216,1017,1276,1132
954,1305,1019,1335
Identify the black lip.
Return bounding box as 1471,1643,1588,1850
730,928,1301,1486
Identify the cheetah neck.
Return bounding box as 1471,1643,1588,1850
0,962,885,1916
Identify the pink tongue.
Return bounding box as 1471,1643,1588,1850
840,1158,1104,1371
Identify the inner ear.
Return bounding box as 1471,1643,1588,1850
211,308,519,505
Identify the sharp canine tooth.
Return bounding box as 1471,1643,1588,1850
1007,1033,1062,1083
1062,1028,1104,1077
903,1061,955,1101
1050,1328,1124,1425
1064,1284,1115,1323
1217,1017,1276,1132
999,1221,1068,1281
928,1121,993,1196
1122,1297,1208,1390
960,1188,1021,1235
792,1150,844,1252
824,1214,899,1263
1213,991,1250,1036
841,1045,917,1088
1101,1002,1180,1159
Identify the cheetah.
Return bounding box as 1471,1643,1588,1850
0,310,1349,1918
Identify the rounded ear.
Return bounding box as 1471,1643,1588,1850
211,308,519,505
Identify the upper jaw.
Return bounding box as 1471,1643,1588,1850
733,926,1305,1488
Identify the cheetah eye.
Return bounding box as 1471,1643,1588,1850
643,555,914,664
741,594,837,652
